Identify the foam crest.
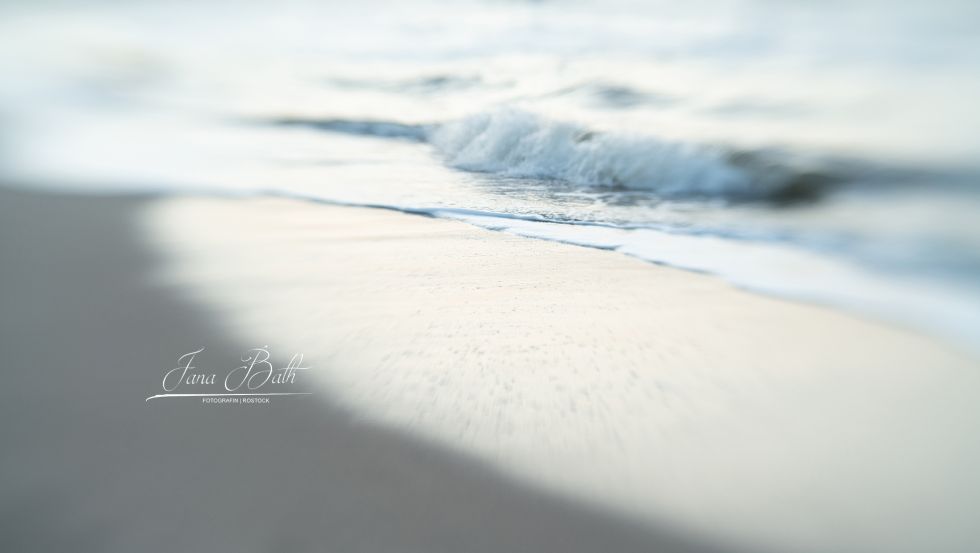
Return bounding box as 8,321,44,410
428,109,825,201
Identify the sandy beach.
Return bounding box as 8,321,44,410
4,1,980,551
0,188,729,553
141,193,980,552
3,185,980,552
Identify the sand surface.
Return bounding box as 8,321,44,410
4,188,979,553
0,188,722,553
140,196,980,553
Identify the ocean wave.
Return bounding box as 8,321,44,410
429,109,836,202
268,109,840,202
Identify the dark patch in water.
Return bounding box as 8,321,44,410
727,150,841,205
266,117,430,141
768,171,838,205
589,84,675,108
546,82,676,109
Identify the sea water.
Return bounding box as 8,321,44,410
1,0,979,349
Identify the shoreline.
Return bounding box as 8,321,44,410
142,193,980,553
4,186,979,553
0,187,721,553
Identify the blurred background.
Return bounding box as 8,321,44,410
2,0,980,346
2,2,980,553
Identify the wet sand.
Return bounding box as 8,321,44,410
4,187,980,553
141,195,980,553
0,188,721,553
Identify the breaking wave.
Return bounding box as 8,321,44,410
270,109,842,202
429,109,837,202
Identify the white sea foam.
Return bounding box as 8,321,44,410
429,109,764,198
288,109,833,201
427,208,980,355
